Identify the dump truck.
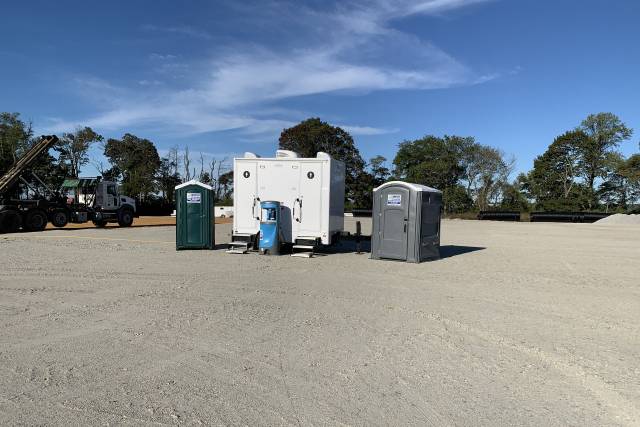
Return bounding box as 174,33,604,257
0,135,137,233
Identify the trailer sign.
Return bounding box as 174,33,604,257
387,194,402,206
186,193,201,204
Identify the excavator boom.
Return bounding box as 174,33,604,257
0,135,59,196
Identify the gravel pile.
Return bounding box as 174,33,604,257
594,213,640,225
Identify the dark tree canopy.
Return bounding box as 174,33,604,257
0,112,33,176
523,130,589,210
279,118,366,206
393,135,465,191
577,112,633,206
104,133,161,200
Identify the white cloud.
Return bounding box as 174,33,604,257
340,125,400,136
52,0,496,138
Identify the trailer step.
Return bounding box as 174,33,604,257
227,241,249,254
291,251,314,258
291,244,315,258
292,244,315,250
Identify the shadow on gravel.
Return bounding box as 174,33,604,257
320,241,484,259
438,245,485,259
320,237,372,254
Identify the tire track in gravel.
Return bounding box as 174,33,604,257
417,311,640,426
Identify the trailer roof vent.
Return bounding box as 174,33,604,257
276,150,299,158
244,152,260,158
316,152,331,160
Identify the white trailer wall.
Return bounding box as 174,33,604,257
233,151,345,245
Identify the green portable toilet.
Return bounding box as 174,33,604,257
175,180,215,250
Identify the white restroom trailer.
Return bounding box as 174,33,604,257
230,150,345,252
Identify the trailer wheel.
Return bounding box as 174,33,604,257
24,209,48,232
117,207,134,227
50,210,69,228
0,210,22,233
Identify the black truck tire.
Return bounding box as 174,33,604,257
0,210,22,233
117,207,134,227
93,219,107,228
24,209,48,232
50,209,69,228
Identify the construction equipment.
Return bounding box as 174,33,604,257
0,135,137,233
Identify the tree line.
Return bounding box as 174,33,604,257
279,115,639,213
0,112,233,213
1,111,639,214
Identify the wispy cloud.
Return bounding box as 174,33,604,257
141,24,212,40
51,0,496,138
148,53,177,61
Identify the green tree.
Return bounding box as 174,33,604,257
622,154,640,208
55,127,103,177
443,185,473,213
578,113,633,207
472,146,514,211
525,130,589,211
599,152,640,211
499,179,530,211
279,118,366,205
393,135,464,191
0,112,33,175
369,155,390,187
217,170,234,204
104,134,161,200
156,156,182,205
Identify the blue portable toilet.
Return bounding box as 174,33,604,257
259,201,281,255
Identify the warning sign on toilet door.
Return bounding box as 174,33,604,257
186,193,201,203
387,194,402,206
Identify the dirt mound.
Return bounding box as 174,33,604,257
594,213,640,225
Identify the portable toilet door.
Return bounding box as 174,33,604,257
175,180,215,250
372,182,412,260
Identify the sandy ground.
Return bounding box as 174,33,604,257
1,220,639,426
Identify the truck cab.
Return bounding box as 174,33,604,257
93,181,137,227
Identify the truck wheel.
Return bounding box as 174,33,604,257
0,210,22,233
50,210,69,228
93,220,107,228
24,209,48,232
117,207,134,227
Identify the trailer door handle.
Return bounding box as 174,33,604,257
293,198,301,222
404,219,407,233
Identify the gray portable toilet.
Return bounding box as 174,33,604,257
371,181,442,262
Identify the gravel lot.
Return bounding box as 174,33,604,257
1,220,639,426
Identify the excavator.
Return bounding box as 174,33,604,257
0,135,137,233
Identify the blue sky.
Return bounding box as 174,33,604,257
1,0,639,176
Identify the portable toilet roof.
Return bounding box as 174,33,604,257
175,179,214,191
373,180,442,194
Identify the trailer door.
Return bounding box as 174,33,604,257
296,161,323,237
235,161,258,232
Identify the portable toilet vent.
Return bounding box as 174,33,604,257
371,181,442,262
175,180,215,250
